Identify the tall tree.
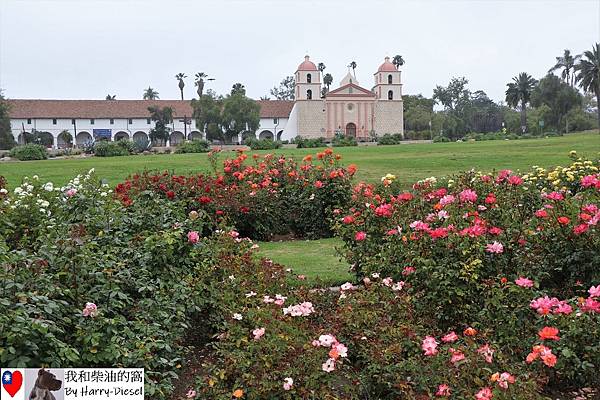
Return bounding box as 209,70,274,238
221,91,260,143
194,72,208,98
392,55,405,68
270,76,295,100
191,91,223,141
105,94,116,100
323,73,333,92
433,77,470,111
0,91,16,150
348,61,357,78
175,73,187,100
505,72,537,133
574,43,600,132
147,106,173,146
231,83,246,96
549,49,581,87
143,87,160,100
318,62,326,82
531,74,582,133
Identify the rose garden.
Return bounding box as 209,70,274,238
1,146,599,400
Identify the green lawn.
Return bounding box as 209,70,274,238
257,238,351,286
1,131,598,188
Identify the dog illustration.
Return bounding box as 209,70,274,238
29,369,62,400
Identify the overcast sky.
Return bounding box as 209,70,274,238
1,0,599,103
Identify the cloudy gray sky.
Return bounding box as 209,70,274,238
1,0,598,103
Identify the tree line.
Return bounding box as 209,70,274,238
409,44,599,139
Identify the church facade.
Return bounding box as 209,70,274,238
281,56,404,140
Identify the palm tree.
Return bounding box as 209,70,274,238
195,72,208,97
323,73,333,92
143,87,160,100
260,95,270,100
549,49,581,87
392,55,405,68
231,83,246,96
575,43,600,133
348,61,357,78
318,62,326,81
105,94,116,100
175,73,187,100
505,72,538,133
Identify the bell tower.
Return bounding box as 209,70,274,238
373,56,402,101
295,55,321,100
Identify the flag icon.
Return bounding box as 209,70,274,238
1,369,24,399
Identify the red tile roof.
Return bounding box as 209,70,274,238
255,100,294,118
7,99,294,119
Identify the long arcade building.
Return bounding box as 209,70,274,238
7,56,404,148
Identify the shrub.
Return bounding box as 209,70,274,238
334,157,600,389
433,135,451,142
404,130,431,140
92,141,130,157
0,171,254,398
244,138,282,150
174,139,210,154
133,138,152,153
377,133,403,145
197,258,547,399
294,136,326,148
8,144,48,160
332,135,358,147
115,149,356,240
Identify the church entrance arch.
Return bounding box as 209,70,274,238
345,122,357,137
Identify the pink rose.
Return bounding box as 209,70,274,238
252,327,265,340
515,277,534,288
355,231,367,241
187,231,200,244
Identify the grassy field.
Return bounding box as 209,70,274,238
1,131,598,188
257,238,351,286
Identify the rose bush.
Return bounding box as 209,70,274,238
335,158,600,326
114,149,356,240
197,262,545,399
0,171,257,398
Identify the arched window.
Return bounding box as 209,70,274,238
388,90,394,100
307,89,313,100
307,73,312,83
388,74,393,84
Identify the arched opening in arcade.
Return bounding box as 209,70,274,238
75,132,93,147
114,131,130,141
57,131,73,148
170,131,184,146
259,130,274,140
189,131,202,141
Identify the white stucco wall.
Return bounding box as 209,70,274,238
256,117,288,140
11,117,202,148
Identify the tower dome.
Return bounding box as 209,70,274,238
297,55,318,71
377,56,397,72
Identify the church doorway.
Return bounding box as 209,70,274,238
345,122,357,137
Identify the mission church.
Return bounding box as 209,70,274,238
281,55,404,140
